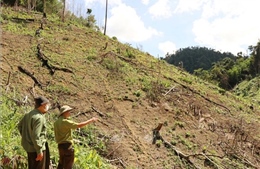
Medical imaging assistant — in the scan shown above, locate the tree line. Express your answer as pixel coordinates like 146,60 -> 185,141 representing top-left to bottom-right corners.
2,0 -> 61,13
164,41 -> 260,90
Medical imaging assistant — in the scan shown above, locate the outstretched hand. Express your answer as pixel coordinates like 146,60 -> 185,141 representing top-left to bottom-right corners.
91,117 -> 99,122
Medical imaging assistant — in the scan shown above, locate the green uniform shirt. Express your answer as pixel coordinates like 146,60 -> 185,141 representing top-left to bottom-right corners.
54,116 -> 78,144
18,109 -> 47,154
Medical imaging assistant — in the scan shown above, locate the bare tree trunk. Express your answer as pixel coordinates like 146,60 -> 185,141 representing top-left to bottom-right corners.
104,0 -> 108,35
62,0 -> 66,22
32,0 -> 36,11
43,0 -> 46,13
27,0 -> 31,12
14,0 -> 18,10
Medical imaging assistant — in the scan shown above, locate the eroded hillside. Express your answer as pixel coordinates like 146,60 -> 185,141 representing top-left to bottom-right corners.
1,7 -> 260,168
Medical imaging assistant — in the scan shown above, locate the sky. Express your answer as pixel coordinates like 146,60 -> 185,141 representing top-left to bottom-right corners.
66,0 -> 260,58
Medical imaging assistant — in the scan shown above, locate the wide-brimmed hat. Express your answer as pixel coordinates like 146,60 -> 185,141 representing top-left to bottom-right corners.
35,96 -> 49,108
58,105 -> 74,116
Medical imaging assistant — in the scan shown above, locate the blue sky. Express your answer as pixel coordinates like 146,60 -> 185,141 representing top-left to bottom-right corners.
66,0 -> 260,58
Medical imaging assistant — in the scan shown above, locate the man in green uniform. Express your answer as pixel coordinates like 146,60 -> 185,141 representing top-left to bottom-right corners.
18,96 -> 51,169
54,105 -> 98,169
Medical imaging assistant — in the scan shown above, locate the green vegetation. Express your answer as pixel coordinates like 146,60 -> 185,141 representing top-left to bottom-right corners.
0,94 -> 110,168
1,3 -> 260,169
164,46 -> 235,73
164,43 -> 260,97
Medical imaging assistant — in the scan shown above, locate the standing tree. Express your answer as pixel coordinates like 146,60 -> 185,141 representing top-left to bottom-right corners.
86,8 -> 97,29
27,0 -> 31,11
104,0 -> 108,35
62,0 -> 66,22
43,0 -> 46,13
249,41 -> 260,74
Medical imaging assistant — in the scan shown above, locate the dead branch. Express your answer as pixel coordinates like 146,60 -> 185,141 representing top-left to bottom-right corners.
163,85 -> 177,96
107,158 -> 127,169
11,17 -> 35,23
37,44 -> 55,74
5,71 -> 11,93
106,144 -> 121,158
18,66 -> 43,88
226,153 -> 258,168
91,106 -> 106,117
164,75 -> 231,113
97,120 -> 109,127
99,51 -> 137,65
27,87 -> 36,98
36,44 -> 73,75
152,123 -> 226,169
117,158 -> 127,169
52,67 -> 73,73
6,72 -> 11,85
2,56 -> 13,70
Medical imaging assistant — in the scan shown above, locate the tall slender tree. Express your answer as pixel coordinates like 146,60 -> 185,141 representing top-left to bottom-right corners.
27,0 -> 31,11
249,41 -> 260,74
62,0 -> 66,22
104,0 -> 108,35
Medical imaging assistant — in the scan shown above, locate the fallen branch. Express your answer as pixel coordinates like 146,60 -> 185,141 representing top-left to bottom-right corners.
152,123 -> 225,169
6,72 -> 11,86
91,106 -> 106,117
107,158 -> 127,169
36,44 -> 73,75
11,17 -> 35,23
117,158 -> 127,169
37,44 -> 55,74
27,87 -> 36,98
227,153 -> 258,169
106,144 -> 121,158
2,56 -> 13,70
18,66 -> 43,88
164,141 -> 201,169
99,51 -> 137,65
5,72 -> 11,93
163,85 -> 177,96
164,76 -> 231,113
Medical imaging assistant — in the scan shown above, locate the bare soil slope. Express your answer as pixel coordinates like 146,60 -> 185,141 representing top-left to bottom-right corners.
1,8 -> 260,169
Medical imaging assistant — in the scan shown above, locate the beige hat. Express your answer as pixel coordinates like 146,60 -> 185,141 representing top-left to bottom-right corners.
59,105 -> 74,116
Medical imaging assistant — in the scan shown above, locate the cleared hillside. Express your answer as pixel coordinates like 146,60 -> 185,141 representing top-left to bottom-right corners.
1,7 -> 260,169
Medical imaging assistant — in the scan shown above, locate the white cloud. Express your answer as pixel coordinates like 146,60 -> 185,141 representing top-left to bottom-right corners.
149,0 -> 173,18
191,0 -> 260,54
174,0 -> 207,13
158,41 -> 177,55
142,0 -> 150,5
107,4 -> 162,42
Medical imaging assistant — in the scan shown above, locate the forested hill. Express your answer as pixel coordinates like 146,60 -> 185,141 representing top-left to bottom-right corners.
163,46 -> 235,73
